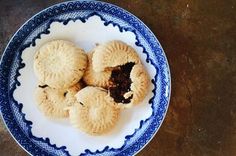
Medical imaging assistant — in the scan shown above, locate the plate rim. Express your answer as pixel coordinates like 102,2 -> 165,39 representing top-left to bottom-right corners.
0,0 -> 171,155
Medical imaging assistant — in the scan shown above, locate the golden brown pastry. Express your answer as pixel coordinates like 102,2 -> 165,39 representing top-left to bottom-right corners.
34,40 -> 87,89
68,86 -> 120,135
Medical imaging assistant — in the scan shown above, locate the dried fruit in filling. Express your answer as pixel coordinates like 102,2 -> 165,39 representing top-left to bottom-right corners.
108,62 -> 135,104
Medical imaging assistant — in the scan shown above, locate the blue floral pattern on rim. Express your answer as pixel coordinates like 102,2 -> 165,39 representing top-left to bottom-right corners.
0,1 -> 171,156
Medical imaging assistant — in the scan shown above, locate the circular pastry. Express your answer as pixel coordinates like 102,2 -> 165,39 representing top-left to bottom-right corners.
92,40 -> 140,72
68,86 -> 120,135
83,52 -> 111,88
35,82 -> 83,118
108,63 -> 150,109
34,40 -> 87,89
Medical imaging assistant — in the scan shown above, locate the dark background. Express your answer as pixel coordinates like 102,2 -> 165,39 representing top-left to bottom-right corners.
0,0 -> 235,155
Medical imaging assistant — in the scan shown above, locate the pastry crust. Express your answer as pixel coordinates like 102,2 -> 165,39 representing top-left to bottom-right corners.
127,64 -> 150,106
83,52 -> 111,88
68,86 -> 120,135
35,82 -> 82,118
34,40 -> 87,89
92,40 -> 140,72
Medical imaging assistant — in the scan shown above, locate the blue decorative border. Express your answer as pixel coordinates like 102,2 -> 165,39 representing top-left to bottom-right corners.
0,1 -> 171,156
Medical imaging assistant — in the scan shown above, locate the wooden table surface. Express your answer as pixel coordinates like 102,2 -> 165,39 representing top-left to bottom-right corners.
0,0 -> 235,155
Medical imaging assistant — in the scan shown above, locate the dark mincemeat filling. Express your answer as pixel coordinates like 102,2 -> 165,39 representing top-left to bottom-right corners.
38,84 -> 48,88
38,84 -> 69,97
108,62 -> 135,104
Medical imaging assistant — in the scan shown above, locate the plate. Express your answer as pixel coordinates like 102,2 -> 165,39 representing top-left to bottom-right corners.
0,1 -> 171,155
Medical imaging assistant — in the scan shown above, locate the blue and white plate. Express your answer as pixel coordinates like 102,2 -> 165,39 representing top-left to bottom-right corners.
0,1 -> 171,155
